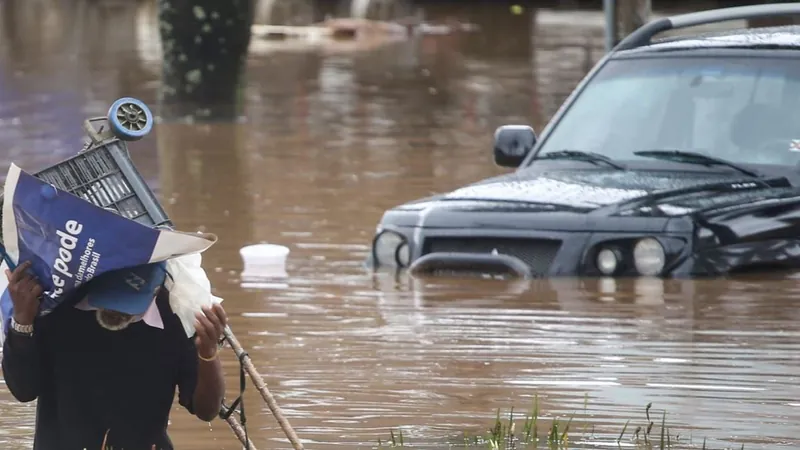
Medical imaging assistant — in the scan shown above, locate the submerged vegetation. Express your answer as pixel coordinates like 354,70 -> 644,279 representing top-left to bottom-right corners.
378,398 -> 744,449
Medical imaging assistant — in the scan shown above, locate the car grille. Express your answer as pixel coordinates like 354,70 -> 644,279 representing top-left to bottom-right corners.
424,237 -> 561,277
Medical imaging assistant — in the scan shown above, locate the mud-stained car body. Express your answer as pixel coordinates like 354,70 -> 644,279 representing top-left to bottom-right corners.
367,4 -> 800,279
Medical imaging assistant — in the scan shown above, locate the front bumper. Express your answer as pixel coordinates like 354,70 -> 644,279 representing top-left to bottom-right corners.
368,226 -> 693,278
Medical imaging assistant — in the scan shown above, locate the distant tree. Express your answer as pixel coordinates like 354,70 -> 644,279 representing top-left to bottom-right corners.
157,0 -> 254,121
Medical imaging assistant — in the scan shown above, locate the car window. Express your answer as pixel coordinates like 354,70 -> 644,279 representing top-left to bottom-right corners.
534,54 -> 800,166
562,75 -> 668,153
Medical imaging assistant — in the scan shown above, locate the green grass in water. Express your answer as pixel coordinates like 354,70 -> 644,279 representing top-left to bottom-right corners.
377,399 -> 745,449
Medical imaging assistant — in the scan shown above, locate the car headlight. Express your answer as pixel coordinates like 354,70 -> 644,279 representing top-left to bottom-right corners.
596,248 -> 621,275
633,238 -> 665,276
372,230 -> 409,268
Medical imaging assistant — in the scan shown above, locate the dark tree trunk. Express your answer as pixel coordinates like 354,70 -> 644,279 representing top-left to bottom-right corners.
157,0 -> 254,121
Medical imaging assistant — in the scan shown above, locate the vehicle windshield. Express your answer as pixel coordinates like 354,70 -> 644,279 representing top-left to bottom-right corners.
533,54 -> 800,168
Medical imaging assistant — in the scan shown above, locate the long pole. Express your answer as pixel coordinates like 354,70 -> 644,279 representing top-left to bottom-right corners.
223,327 -> 305,450
221,407 -> 258,450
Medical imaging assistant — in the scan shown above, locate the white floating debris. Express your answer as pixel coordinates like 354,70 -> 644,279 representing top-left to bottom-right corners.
240,244 -> 290,281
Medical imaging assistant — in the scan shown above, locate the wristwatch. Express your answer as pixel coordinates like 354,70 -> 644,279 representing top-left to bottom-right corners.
10,317 -> 33,336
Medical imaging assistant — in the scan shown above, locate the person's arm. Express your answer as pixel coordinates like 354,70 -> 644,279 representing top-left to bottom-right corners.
1,322 -> 43,402
192,343 -> 225,422
1,263 -> 46,403
178,303 -> 227,422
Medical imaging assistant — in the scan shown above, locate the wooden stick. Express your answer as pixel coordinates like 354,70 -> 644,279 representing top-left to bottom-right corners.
223,326 -> 305,450
221,408 -> 258,450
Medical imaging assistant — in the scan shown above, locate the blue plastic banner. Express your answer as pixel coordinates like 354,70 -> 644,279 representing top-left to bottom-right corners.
0,164 -> 217,340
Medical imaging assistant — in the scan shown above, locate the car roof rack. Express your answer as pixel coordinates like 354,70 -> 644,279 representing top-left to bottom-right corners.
614,2 -> 800,52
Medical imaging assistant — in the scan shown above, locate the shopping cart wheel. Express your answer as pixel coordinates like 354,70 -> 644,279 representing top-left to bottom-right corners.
107,97 -> 154,142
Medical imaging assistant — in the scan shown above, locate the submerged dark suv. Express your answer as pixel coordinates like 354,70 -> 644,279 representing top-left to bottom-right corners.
368,4 -> 800,279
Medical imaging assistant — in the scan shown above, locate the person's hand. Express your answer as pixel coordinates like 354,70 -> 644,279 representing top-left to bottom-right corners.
195,303 -> 227,360
5,261 -> 42,326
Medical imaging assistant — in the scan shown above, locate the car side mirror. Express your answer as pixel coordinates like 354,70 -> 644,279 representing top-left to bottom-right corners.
493,125 -> 537,168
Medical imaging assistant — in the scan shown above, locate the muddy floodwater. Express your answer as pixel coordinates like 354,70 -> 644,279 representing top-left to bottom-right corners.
1,1 -> 800,449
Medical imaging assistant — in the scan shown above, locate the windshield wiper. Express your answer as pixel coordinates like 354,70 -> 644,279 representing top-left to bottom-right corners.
633,149 -> 761,178
536,150 -> 626,170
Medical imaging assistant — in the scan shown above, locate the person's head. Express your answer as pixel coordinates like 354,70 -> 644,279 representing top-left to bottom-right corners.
89,262 -> 167,331
95,309 -> 138,330
89,209 -> 172,330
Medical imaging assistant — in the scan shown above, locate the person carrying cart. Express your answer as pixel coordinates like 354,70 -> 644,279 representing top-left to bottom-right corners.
2,260 -> 229,450
0,97 -> 230,450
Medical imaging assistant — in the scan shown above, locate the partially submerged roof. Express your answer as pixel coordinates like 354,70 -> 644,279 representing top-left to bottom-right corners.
634,25 -> 800,53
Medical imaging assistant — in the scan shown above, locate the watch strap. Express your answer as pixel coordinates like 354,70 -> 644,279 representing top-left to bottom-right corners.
10,317 -> 34,336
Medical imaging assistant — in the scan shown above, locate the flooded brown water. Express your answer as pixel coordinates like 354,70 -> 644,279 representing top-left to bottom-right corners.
1,0 -> 800,449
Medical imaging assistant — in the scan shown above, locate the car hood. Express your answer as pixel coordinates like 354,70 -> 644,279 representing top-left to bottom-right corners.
397,168 -> 798,217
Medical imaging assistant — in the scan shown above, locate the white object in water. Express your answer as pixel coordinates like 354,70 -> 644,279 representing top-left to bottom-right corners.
240,244 -> 290,280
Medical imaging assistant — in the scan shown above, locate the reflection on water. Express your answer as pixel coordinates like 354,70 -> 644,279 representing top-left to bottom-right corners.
1,0 -> 799,449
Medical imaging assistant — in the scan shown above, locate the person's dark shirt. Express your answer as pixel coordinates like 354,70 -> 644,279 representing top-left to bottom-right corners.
1,290 -> 199,450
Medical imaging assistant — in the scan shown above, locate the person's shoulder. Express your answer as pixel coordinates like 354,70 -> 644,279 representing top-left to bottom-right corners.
154,289 -> 193,339
38,295 -> 86,325
154,290 -> 178,325
154,288 -> 175,314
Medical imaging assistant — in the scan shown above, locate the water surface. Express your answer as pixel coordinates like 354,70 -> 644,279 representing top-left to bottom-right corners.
0,1 -> 799,449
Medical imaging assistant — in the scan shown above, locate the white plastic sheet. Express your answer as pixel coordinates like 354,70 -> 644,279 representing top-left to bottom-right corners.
164,252 -> 224,338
